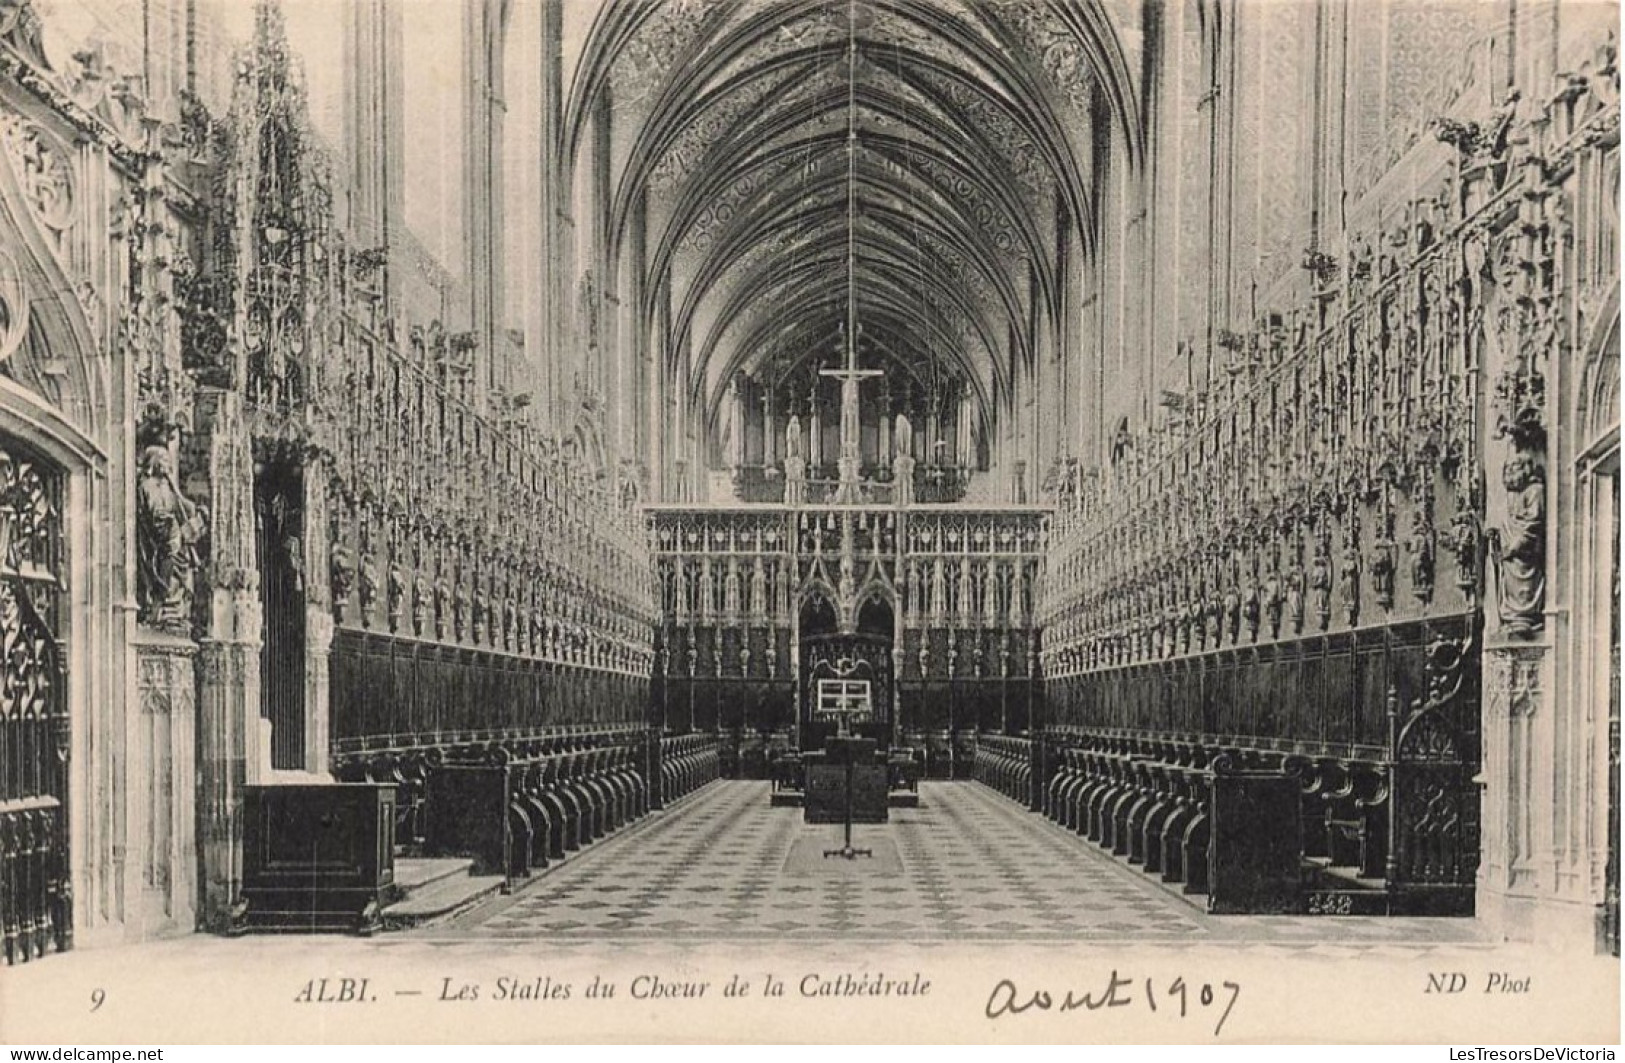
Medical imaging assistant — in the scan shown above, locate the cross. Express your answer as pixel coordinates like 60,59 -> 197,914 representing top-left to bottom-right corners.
820,329 -> 882,500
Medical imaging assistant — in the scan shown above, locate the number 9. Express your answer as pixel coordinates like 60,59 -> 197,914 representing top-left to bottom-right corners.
90,989 -> 105,1012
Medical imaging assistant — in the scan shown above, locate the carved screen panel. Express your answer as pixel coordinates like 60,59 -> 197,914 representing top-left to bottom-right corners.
0,433 -> 68,964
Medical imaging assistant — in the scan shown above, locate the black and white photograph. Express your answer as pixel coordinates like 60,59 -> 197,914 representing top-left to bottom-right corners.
0,0 -> 1618,1047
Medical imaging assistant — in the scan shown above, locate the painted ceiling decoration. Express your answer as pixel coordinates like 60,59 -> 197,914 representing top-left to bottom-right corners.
569,0 -> 1142,444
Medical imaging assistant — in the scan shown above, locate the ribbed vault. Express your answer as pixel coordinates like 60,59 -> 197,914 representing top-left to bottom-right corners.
568,0 -> 1142,477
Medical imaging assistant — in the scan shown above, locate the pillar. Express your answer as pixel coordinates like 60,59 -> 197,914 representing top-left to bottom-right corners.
301,469 -> 334,775
131,632 -> 198,938
193,388 -> 264,931
535,0 -> 563,433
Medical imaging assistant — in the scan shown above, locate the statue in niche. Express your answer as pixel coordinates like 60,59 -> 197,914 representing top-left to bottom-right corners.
472,572 -> 489,645
1221,569 -> 1240,645
783,414 -> 806,506
331,542 -> 356,620
1181,582 -> 1199,654
453,569 -> 469,640
723,562 -> 741,616
1241,565 -> 1261,642
413,572 -> 431,636
1447,499 -> 1481,596
1261,563 -> 1282,640
358,556 -> 381,627
135,445 -> 207,633
504,586 -> 518,651
1370,525 -> 1396,611
386,559 -> 405,630
434,564 -> 451,639
1339,535 -> 1362,627
750,560 -> 767,620
895,412 -> 917,506
1407,507 -> 1436,605
1490,453 -> 1546,636
1309,533 -> 1333,630
1284,554 -> 1305,634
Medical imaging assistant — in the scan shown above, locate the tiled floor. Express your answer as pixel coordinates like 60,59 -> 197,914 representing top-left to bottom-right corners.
434,781 -> 1487,944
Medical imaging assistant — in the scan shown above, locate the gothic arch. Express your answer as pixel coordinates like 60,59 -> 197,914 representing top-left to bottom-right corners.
0,113 -> 110,441
1579,291 -> 1620,457
797,580 -> 839,634
853,579 -> 896,635
563,0 -> 1147,489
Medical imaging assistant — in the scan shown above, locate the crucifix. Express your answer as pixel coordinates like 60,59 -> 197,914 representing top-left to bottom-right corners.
821,338 -> 882,503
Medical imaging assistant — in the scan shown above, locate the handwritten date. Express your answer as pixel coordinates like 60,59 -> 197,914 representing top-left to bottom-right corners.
985,972 -> 1242,1036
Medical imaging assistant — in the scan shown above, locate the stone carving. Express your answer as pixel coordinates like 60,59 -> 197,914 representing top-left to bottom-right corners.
1371,520 -> 1397,611
330,543 -> 355,619
135,446 -> 207,633
0,248 -> 29,365
0,0 -> 49,69
783,414 -> 806,507
1490,454 -> 1546,637
1407,506 -> 1436,605
1297,530 -> 1328,632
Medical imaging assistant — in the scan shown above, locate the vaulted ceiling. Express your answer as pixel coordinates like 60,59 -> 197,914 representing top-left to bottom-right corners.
567,0 -> 1142,445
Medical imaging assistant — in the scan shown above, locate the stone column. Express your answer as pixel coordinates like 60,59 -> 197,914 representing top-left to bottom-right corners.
132,631 -> 197,938
957,383 -> 973,470
1479,642 -> 1553,937
808,392 -> 822,467
536,0 -> 564,433
1473,146 -> 1595,949
727,376 -> 743,471
763,387 -> 776,467
193,389 -> 263,931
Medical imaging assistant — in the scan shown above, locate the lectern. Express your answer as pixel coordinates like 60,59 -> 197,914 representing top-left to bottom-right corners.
820,736 -> 878,860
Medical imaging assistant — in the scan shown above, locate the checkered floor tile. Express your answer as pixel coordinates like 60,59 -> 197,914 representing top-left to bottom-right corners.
431,781 -> 1486,944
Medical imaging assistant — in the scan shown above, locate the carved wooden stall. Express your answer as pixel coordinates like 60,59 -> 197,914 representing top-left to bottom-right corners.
1032,101 -> 1567,916
170,5 -> 666,922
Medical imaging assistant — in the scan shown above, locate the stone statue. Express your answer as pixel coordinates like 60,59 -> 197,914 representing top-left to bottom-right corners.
1309,537 -> 1332,630
784,414 -> 806,506
750,560 -> 767,620
1285,559 -> 1305,634
1241,569 -> 1260,641
1222,580 -> 1240,644
1370,528 -> 1396,611
135,446 -> 206,633
413,573 -> 431,635
1491,454 -> 1546,636
331,543 -> 357,620
1407,507 -> 1436,605
1261,568 -> 1281,639
785,413 -> 803,460
894,451 -> 916,506
1339,538 -> 1361,626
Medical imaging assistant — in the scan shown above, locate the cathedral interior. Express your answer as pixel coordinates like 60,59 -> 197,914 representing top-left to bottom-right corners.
0,0 -> 1619,977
